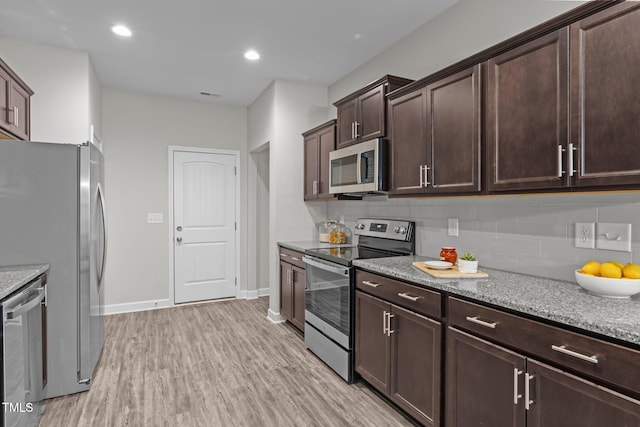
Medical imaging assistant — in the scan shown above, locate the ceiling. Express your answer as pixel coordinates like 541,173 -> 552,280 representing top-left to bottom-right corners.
0,0 -> 458,106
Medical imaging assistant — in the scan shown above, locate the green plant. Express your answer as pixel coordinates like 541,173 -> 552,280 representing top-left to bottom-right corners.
460,251 -> 476,261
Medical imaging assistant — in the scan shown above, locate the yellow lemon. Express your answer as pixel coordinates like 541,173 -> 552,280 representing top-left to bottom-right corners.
600,262 -> 622,279
608,261 -> 624,270
581,260 -> 601,276
622,263 -> 640,279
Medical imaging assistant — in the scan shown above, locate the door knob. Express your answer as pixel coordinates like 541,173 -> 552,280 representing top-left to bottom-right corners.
177,226 -> 182,231
176,237 -> 183,243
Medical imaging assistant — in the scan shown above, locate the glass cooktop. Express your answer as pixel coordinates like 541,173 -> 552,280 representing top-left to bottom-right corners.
305,246 -> 402,267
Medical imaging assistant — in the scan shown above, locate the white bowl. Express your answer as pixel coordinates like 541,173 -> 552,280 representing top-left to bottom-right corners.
574,270 -> 640,299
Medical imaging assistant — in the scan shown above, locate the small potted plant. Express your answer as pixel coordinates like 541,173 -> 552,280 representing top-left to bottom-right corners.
458,251 -> 478,274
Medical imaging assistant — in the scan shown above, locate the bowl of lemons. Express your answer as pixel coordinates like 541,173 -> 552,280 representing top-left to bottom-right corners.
576,261 -> 640,298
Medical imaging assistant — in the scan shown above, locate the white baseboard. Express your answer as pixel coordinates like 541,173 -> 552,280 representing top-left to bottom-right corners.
237,287 -> 270,300
267,308 -> 284,323
103,298 -> 171,315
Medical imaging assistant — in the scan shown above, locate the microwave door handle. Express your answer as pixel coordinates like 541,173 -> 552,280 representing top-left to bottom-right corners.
360,154 -> 368,184
356,153 -> 362,184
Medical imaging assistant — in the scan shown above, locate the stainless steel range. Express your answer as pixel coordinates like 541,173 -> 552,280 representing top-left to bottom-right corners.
303,218 -> 415,382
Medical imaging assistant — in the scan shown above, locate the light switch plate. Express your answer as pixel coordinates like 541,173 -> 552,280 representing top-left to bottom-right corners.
147,213 -> 164,224
596,223 -> 631,252
448,218 -> 459,237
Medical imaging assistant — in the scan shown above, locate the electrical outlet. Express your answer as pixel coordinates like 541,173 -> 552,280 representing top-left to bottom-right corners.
448,218 -> 459,237
575,222 -> 595,249
147,213 -> 163,224
596,223 -> 632,252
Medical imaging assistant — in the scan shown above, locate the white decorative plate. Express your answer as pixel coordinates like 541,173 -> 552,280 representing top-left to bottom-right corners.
424,261 -> 453,270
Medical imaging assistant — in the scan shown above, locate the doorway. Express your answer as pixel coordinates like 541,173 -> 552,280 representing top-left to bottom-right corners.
169,146 -> 240,304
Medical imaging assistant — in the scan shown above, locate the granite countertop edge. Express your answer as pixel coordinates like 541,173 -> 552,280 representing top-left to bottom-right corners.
278,241 -> 352,251
0,264 -> 50,301
353,256 -> 640,347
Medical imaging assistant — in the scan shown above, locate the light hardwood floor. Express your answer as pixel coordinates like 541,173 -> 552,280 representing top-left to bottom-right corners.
39,297 -> 414,426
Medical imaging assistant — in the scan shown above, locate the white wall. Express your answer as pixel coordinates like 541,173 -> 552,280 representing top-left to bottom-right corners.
102,89 -> 247,308
247,82 -> 275,152
0,38 -> 95,143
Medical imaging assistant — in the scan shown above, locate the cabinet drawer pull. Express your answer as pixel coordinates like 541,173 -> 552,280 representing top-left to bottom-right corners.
397,292 -> 421,301
551,345 -> 599,364
362,280 -> 380,288
291,257 -> 301,261
465,316 -> 497,329
279,253 -> 288,258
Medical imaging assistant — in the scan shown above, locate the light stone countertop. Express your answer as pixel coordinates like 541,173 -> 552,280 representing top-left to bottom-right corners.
278,241 -> 353,252
0,264 -> 49,301
353,256 -> 640,347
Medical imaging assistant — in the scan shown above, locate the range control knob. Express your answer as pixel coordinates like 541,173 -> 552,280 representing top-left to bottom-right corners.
355,223 -> 365,230
397,226 -> 407,234
394,226 -> 400,233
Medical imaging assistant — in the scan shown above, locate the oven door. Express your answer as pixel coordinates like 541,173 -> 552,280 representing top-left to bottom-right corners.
303,256 -> 352,349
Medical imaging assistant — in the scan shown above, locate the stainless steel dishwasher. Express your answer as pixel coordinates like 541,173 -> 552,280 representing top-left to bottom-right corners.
2,276 -> 46,427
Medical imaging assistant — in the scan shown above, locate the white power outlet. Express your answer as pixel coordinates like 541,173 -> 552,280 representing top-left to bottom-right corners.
448,218 -> 459,237
575,222 -> 595,249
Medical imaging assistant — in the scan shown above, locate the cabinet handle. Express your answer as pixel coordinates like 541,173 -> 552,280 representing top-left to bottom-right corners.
291,257 -> 301,261
423,165 -> 430,186
568,143 -> 577,177
351,122 -> 355,139
279,253 -> 289,258
419,165 -> 424,187
465,316 -> 497,329
14,106 -> 19,127
382,310 -> 388,335
557,145 -> 566,177
287,269 -> 292,285
387,312 -> 395,336
551,345 -> 599,364
354,121 -> 360,138
313,180 -> 318,195
525,373 -> 534,410
361,280 -> 380,288
397,292 -> 421,301
513,369 -> 523,404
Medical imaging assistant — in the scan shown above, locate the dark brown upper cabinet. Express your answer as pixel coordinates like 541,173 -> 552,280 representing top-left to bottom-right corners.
570,2 -> 640,188
389,65 -> 482,196
488,2 -> 640,193
303,120 -> 335,201
486,29 -> 570,192
334,75 -> 413,149
0,57 -> 33,141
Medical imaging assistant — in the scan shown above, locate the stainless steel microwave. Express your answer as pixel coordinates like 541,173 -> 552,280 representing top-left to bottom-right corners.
329,138 -> 388,195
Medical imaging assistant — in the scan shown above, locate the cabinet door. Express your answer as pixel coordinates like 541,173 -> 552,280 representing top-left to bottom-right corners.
355,291 -> 390,394
446,327 -> 526,427
427,65 -> 481,194
316,124 -> 335,199
291,265 -> 305,332
388,88 -> 428,195
487,29 -> 569,192
9,81 -> 30,140
570,2 -> 640,187
390,305 -> 441,427
336,98 -> 358,148
526,359 -> 640,427
0,66 -> 11,133
279,261 -> 292,321
358,85 -> 385,142
303,133 -> 319,200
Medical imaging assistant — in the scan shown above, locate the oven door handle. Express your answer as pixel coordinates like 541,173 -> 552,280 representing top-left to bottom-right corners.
302,256 -> 350,277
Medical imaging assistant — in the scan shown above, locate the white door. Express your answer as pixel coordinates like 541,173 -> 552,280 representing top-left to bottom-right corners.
173,150 -> 237,303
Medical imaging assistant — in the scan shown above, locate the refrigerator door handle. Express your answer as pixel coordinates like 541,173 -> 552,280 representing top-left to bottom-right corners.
97,183 -> 108,289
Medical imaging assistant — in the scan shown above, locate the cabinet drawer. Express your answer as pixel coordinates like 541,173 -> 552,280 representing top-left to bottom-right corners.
278,247 -> 305,269
356,270 -> 441,319
448,297 -> 640,396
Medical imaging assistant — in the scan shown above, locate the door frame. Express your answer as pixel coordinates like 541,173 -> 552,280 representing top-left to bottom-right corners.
168,145 -> 241,306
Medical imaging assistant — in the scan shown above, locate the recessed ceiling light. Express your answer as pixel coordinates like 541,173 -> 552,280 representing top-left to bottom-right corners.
111,24 -> 132,37
244,50 -> 260,61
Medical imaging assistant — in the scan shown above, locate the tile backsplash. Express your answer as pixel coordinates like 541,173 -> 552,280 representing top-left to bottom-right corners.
327,192 -> 640,282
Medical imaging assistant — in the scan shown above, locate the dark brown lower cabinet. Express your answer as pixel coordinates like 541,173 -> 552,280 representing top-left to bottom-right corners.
279,258 -> 305,333
356,290 -> 441,426
446,327 -> 640,427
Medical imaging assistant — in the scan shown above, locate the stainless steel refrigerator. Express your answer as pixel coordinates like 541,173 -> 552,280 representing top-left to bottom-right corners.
0,139 -> 106,399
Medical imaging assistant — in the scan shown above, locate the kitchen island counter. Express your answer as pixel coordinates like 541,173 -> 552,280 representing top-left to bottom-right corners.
0,264 -> 49,300
354,256 -> 640,346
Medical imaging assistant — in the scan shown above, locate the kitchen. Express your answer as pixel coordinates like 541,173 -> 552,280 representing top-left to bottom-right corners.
1,0 -> 640,426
